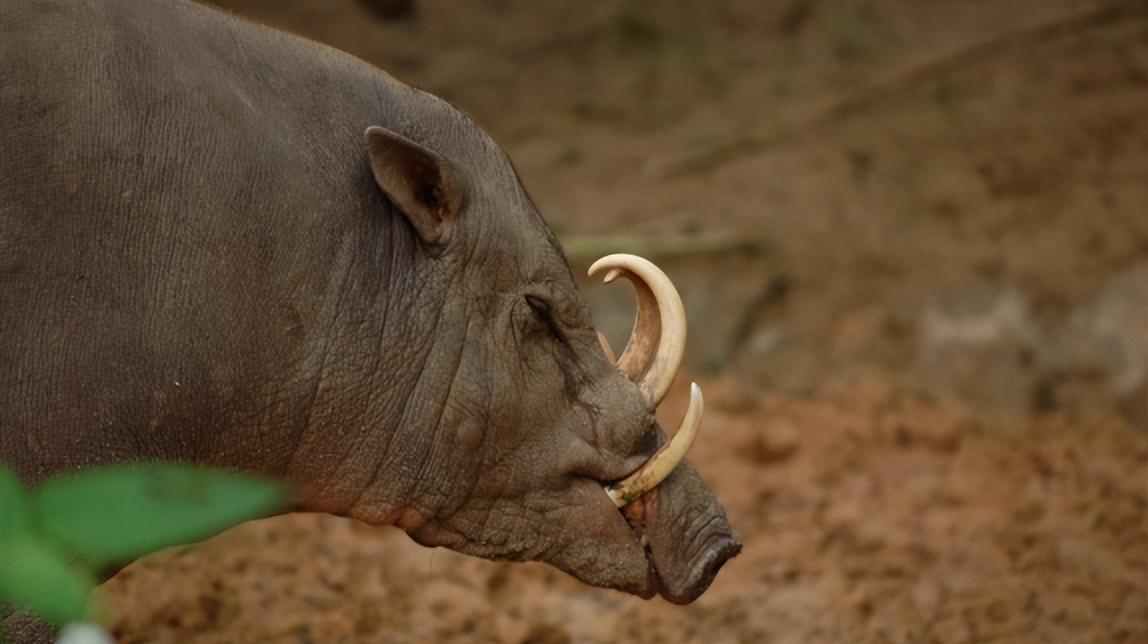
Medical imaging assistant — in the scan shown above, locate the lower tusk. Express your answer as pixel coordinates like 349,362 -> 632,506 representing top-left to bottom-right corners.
605,382 -> 703,508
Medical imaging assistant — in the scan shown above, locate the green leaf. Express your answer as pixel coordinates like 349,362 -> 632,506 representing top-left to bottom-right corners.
0,537 -> 92,625
0,463 -> 30,541
32,463 -> 286,566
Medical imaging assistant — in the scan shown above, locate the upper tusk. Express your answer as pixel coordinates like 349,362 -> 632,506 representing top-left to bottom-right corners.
588,254 -> 686,406
588,262 -> 658,382
596,330 -> 616,363
605,382 -> 703,507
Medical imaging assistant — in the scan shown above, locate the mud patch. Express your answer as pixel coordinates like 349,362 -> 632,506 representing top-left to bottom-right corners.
103,376 -> 1147,643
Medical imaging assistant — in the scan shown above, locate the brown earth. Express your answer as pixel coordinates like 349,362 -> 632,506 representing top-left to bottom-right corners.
99,0 -> 1148,642
103,376 -> 1148,643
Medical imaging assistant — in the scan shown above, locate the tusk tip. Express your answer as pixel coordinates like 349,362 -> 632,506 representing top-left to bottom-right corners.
586,256 -> 612,278
587,256 -> 629,285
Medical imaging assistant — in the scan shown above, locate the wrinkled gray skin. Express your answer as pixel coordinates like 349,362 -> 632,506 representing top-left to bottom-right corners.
0,0 -> 739,638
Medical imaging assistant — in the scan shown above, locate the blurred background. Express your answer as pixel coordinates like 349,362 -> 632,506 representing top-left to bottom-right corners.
104,1 -> 1146,642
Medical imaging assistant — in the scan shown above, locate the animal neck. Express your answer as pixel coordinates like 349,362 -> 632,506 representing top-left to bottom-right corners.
278,225 -> 466,528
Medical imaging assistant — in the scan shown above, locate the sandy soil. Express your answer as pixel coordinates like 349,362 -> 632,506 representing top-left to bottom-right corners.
103,377 -> 1147,643
93,0 -> 1148,642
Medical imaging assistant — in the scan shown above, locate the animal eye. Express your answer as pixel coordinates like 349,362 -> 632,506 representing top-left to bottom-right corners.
525,295 -> 563,342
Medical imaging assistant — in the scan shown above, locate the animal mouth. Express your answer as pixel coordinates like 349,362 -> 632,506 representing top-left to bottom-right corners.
620,484 -> 742,604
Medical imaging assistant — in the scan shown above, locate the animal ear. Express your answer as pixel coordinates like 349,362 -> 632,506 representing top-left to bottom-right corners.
365,126 -> 463,246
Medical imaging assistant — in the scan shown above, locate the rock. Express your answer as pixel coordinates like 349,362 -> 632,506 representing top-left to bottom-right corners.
56,623 -> 114,644
917,281 -> 1046,414
1053,262 -> 1148,426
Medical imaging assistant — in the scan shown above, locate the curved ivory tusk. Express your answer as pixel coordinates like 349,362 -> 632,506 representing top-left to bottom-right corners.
590,265 -> 657,382
605,382 -> 703,507
588,254 -> 686,405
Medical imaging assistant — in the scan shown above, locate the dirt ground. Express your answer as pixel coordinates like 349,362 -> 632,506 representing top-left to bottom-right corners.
103,376 -> 1148,643
99,0 -> 1147,642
